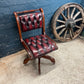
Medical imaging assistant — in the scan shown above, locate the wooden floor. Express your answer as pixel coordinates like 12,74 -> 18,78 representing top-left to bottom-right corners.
0,38 -> 84,84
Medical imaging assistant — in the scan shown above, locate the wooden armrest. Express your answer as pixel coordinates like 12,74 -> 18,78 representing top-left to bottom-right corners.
20,39 -> 33,59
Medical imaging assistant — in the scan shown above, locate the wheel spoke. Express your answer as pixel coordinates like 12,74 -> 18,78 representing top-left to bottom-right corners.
71,28 -> 74,37
56,25 -> 65,30
57,19 -> 65,24
69,28 -> 74,39
59,28 -> 66,35
61,13 -> 67,21
69,30 -> 73,39
75,25 -> 81,29
75,29 -> 81,34
73,11 -> 81,19
67,8 -> 70,19
64,30 -> 67,38
71,7 -> 76,18
74,18 -> 82,23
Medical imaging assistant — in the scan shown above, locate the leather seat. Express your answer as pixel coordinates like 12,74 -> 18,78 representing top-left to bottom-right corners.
24,35 -> 57,58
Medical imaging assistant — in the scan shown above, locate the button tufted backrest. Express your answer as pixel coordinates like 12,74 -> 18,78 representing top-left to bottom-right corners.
19,12 -> 43,32
14,8 -> 45,40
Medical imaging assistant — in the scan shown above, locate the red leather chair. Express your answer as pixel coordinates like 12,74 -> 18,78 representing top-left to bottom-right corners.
14,8 -> 58,74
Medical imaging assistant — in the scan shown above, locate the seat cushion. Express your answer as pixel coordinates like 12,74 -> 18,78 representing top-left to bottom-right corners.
24,35 -> 57,58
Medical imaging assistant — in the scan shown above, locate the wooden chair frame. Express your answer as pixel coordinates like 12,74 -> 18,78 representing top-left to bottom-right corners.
14,8 -> 58,74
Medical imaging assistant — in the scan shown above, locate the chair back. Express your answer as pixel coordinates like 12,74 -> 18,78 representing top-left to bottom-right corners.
14,8 -> 45,40
19,12 -> 43,32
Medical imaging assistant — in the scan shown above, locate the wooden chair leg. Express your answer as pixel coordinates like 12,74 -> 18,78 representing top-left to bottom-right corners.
38,57 -> 41,74
42,55 -> 55,64
23,57 -> 31,64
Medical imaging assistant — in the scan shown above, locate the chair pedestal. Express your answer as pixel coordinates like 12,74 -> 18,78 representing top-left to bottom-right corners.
23,55 -> 55,74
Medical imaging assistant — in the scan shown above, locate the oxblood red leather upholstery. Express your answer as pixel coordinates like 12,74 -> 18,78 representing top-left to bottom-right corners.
24,35 -> 57,58
19,13 -> 42,32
